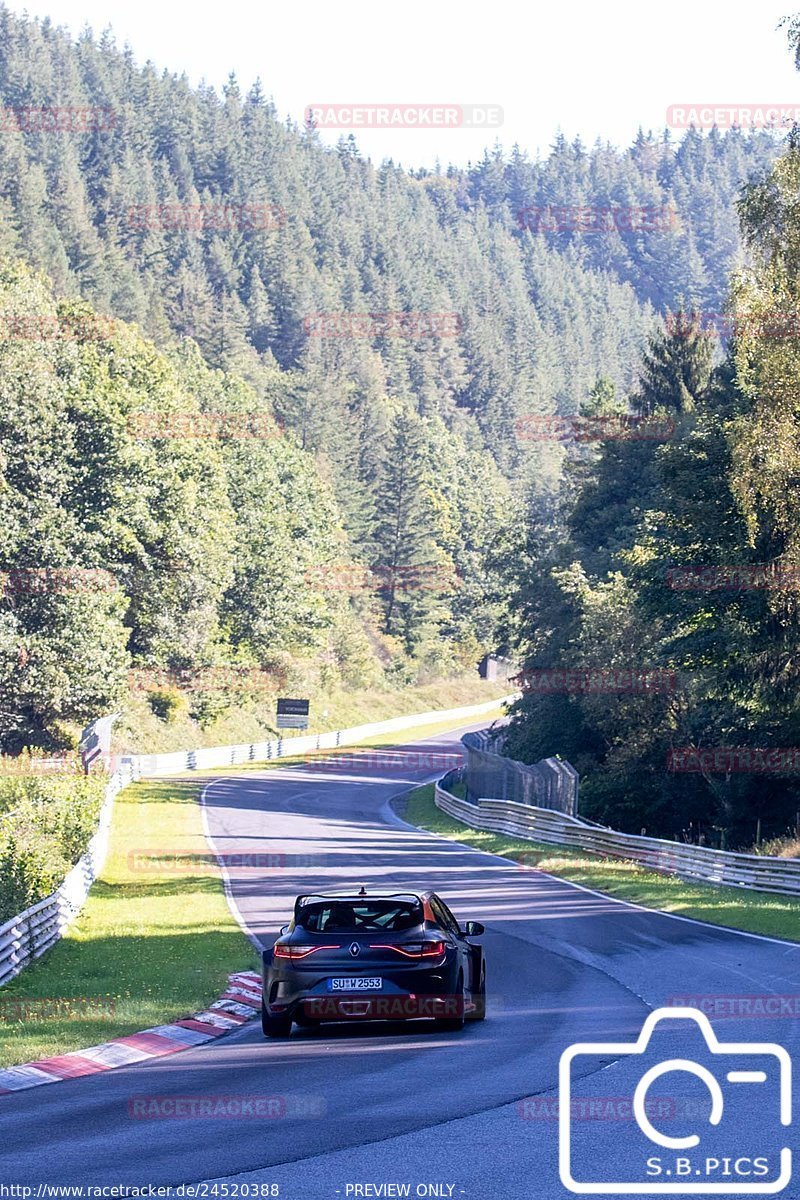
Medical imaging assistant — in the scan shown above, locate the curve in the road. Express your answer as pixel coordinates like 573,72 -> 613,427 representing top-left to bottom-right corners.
2,722 -> 797,1200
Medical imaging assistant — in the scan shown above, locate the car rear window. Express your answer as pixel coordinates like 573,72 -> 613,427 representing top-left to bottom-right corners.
296,899 -> 422,933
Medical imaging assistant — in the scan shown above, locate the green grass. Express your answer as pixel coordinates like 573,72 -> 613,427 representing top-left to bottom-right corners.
403,784 -> 800,943
117,676 -> 513,755
0,704 -> 509,1067
162,699 -> 512,780
0,777 -> 258,1067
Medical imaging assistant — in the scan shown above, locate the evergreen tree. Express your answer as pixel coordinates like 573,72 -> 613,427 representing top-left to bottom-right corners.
373,410 -> 439,647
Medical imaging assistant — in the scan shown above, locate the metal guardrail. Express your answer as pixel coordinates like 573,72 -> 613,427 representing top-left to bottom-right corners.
0,694 -> 515,986
126,695 -> 515,779
0,764 -> 133,988
434,778 -> 800,897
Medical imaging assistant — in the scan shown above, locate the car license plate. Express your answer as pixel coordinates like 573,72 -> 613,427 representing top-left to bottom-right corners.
328,977 -> 383,991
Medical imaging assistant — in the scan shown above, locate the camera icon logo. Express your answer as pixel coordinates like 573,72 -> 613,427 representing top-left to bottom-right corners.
559,1007 -> 792,1194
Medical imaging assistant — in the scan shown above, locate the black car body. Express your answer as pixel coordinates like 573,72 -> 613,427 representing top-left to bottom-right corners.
261,890 -> 486,1037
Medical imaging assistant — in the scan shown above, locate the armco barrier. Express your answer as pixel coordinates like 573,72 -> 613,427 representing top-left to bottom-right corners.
0,694 -> 514,986
127,695 -> 515,778
0,762 -> 134,987
434,779 -> 800,898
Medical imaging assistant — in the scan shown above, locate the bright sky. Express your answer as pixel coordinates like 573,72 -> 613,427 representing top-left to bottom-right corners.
8,0 -> 800,167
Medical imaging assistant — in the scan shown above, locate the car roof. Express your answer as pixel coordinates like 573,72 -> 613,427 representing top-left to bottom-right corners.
295,891 -> 430,905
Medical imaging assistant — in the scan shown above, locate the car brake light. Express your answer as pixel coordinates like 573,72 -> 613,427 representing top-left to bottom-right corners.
273,944 -> 341,960
373,941 -> 446,959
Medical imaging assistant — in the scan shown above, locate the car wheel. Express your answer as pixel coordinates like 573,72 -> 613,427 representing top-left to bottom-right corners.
436,972 -> 465,1032
467,963 -> 486,1021
261,999 -> 292,1038
293,1014 -> 318,1029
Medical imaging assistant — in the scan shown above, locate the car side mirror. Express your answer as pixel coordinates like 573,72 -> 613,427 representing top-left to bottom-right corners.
463,921 -> 484,937
279,924 -> 289,936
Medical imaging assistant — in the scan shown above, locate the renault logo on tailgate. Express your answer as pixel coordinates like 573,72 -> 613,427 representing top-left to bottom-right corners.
349,942 -> 360,957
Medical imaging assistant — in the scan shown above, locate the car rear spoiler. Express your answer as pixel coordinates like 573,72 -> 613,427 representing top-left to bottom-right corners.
293,893 -> 423,921
293,894 -> 324,920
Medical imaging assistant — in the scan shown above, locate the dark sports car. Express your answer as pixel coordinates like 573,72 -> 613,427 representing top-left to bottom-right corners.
261,888 -> 486,1037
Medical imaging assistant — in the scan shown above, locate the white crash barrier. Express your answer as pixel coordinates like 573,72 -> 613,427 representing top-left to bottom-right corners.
0,694 -> 514,986
434,779 -> 800,898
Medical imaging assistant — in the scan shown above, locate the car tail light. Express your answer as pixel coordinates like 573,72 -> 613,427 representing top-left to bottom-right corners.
373,941 -> 446,959
273,943 -> 340,960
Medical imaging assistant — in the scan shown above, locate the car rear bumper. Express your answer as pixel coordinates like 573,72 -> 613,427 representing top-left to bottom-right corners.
297,993 -> 466,1021
263,955 -> 463,1022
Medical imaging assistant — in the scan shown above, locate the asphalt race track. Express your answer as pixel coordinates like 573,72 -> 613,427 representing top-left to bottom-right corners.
0,720 -> 798,1198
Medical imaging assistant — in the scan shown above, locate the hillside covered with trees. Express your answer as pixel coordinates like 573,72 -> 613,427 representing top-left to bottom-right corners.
0,5 -> 790,781
504,117 -> 800,849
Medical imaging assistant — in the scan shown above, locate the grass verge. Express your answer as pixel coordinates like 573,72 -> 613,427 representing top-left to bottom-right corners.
0,705 -> 508,1067
403,784 -> 800,943
0,777 -> 258,1068
117,676 -> 512,754
184,698 -> 511,777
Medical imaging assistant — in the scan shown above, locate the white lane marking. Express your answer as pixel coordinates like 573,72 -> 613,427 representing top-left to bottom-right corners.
199,764 -> 456,949
198,722 -> 503,951
200,780 -> 264,951
387,791 -> 800,951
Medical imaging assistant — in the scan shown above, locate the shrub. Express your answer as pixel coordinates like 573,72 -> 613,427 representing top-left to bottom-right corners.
147,687 -> 188,723
0,830 -> 71,924
756,834 -> 800,859
0,774 -> 107,924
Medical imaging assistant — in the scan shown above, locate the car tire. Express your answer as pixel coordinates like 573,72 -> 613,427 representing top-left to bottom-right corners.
436,972 -> 465,1032
261,1000 -> 292,1038
467,963 -> 486,1021
293,1014 -> 318,1029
